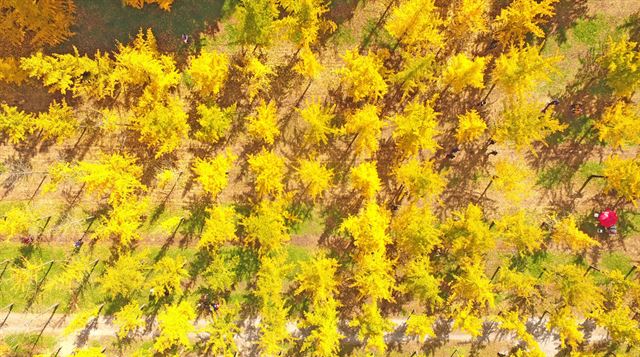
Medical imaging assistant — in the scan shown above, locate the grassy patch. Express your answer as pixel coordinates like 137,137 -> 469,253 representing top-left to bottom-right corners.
600,251 -> 633,273
577,161 -> 605,181
3,333 -> 57,356
573,16 -> 609,46
537,163 -> 573,189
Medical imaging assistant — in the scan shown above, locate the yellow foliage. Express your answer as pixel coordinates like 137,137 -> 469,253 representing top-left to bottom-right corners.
595,101 -> 640,148
337,50 -> 388,102
391,204 -> 442,256
297,158 -> 333,200
349,161 -> 381,200
0,206 -> 36,240
393,52 -> 436,98
192,150 -> 236,198
0,57 -> 28,84
597,35 -> 640,97
36,100 -> 78,143
200,303 -> 240,356
72,347 -> 106,357
603,156 -> 640,205
295,255 -> 342,356
456,109 -> 486,144
99,253 -> 145,299
244,56 -> 274,100
153,302 -> 196,353
123,0 -> 175,11
343,104 -> 384,157
451,261 -> 495,308
298,100 -> 335,146
442,53 -> 487,93
349,301 -> 392,354
133,96 -> 189,158
391,100 -> 440,156
452,304 -> 483,336
20,49 -> 98,95
395,158 -> 445,201
403,255 -> 443,306
552,215 -> 600,251
254,251 -> 291,355
187,50 -> 230,98
114,303 -> 144,340
547,307 -> 584,349
495,210 -> 544,254
294,45 -> 323,79
199,205 -> 237,251
0,0 -> 76,47
443,204 -> 494,259
385,0 -> 443,53
147,255 -> 189,300
242,199 -> 290,254
447,0 -> 489,38
494,311 -> 543,355
341,202 -> 391,260
406,314 -> 435,340
195,103 -> 235,144
492,45 -> 561,97
0,104 -> 35,144
493,158 -> 535,203
155,169 -> 176,189
93,198 -> 148,248
494,0 -> 558,46
248,149 -> 286,197
64,306 -> 100,336
494,100 -> 566,151
247,100 -> 280,145
111,29 -> 180,104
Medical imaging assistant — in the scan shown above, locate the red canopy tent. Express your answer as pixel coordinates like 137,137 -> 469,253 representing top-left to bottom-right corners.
598,210 -> 618,228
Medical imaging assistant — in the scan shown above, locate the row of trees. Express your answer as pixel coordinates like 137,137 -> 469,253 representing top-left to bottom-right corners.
0,0 -> 639,355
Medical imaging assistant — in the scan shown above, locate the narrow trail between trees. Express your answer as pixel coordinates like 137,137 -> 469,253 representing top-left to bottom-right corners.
0,313 -> 607,356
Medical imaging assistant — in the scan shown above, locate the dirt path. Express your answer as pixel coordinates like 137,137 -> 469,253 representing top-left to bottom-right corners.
0,313 -> 608,356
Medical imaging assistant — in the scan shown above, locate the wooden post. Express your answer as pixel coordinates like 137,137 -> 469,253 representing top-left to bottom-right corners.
625,266 -> 637,280
490,266 -> 501,282
30,303 -> 59,353
477,178 -> 494,203
0,259 -> 10,281
80,216 -> 97,241
36,216 -> 52,240
28,174 -> 48,204
25,261 -> 55,312
0,303 -> 14,328
576,175 -> 606,196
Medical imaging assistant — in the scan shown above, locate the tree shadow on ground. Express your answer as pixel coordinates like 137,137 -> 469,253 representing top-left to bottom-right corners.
547,0 -> 590,44
55,0 -> 228,56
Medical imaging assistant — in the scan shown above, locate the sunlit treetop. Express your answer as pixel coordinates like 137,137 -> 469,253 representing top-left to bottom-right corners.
186,49 -> 230,98
492,45 -> 561,97
343,104 -> 384,157
493,0 -> 558,47
603,155 -> 640,205
391,99 -> 440,156
598,35 -> 640,97
441,53 -> 487,93
385,0 -> 444,53
337,50 -> 388,102
494,100 -> 566,152
349,161 -> 382,201
551,215 -> 600,252
298,100 -> 336,146
394,158 -> 446,202
446,0 -> 489,39
456,109 -> 487,144
595,101 -> 640,148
